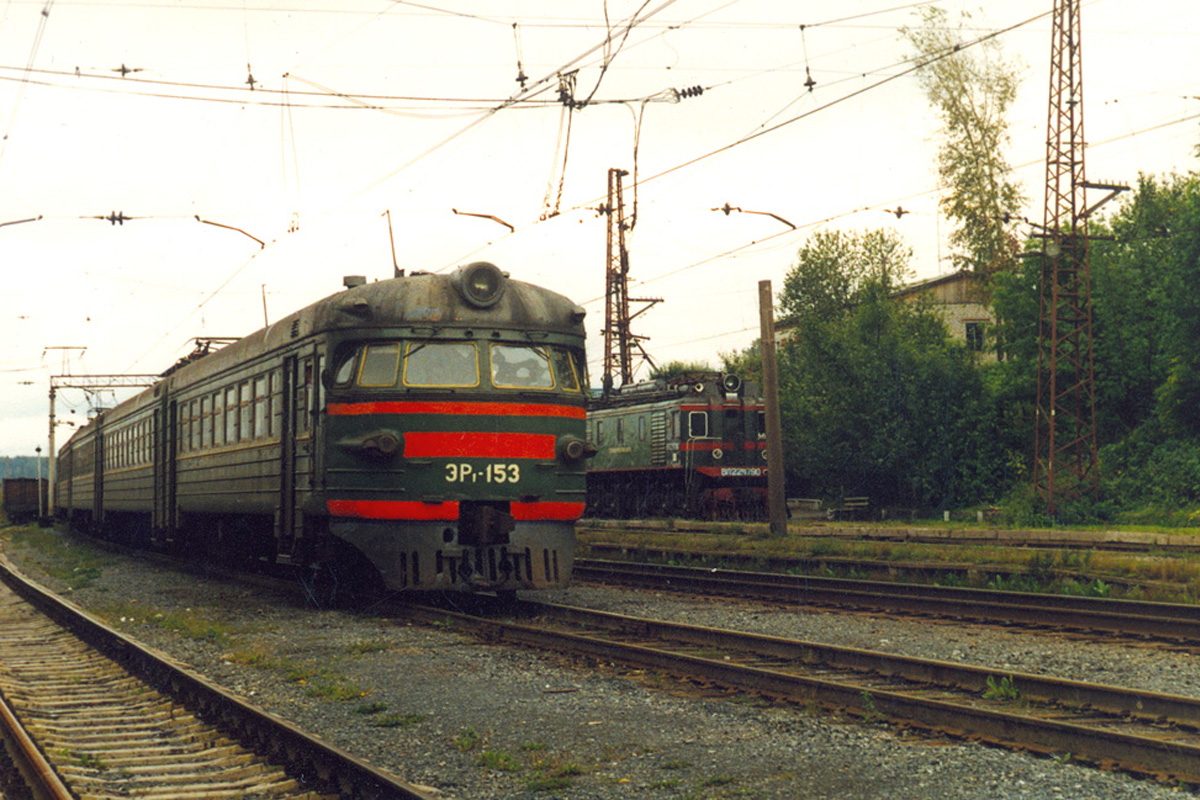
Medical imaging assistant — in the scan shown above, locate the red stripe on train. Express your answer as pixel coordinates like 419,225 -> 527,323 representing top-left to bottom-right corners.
403,431 -> 556,459
327,500 -> 459,520
512,501 -> 586,521
327,499 -> 584,522
328,401 -> 584,419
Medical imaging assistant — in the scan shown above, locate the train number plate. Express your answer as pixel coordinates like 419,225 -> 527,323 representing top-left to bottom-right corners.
720,467 -> 763,477
445,463 -> 521,484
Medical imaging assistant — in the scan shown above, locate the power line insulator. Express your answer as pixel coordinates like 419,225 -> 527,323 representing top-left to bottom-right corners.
674,85 -> 704,100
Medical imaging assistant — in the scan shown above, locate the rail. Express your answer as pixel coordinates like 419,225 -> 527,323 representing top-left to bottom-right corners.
399,598 -> 1200,784
0,555 -> 436,800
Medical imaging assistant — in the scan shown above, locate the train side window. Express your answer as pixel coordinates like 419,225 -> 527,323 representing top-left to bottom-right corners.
212,392 -> 224,447
201,396 -> 212,449
596,421 -> 605,445
638,416 -> 647,441
688,411 -> 708,439
240,382 -> 254,441
254,376 -> 269,438
358,343 -> 401,387
225,387 -> 238,445
672,411 -> 680,439
550,347 -> 579,392
757,411 -> 766,438
404,342 -> 479,387
191,400 -> 202,452
269,372 -> 279,437
616,419 -> 624,444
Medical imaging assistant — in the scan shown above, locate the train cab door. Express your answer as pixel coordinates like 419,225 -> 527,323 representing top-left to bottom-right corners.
277,354 -> 298,561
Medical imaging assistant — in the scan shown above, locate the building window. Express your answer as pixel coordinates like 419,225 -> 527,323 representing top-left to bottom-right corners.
965,321 -> 986,352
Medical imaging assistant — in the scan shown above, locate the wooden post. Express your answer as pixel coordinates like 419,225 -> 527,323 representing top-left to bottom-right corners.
758,281 -> 787,536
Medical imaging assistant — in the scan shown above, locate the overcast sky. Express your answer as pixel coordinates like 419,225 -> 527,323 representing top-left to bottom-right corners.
2,0 -> 1198,456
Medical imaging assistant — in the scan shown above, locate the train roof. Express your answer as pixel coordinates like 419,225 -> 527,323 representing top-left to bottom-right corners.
60,264 -> 586,448
169,263 -> 586,385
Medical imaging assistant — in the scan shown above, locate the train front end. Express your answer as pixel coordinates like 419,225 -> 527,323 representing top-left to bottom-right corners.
319,263 -> 590,593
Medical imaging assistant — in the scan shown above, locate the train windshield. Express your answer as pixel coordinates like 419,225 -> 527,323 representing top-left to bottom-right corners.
404,342 -> 480,387
490,344 -> 553,389
333,340 -> 583,393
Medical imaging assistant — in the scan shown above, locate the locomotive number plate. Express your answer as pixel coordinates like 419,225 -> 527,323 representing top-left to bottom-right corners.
445,462 -> 521,484
720,467 -> 763,477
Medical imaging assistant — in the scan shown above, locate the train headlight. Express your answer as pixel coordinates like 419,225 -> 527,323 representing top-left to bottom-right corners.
453,261 -> 507,308
721,374 -> 742,394
341,430 -> 405,461
557,435 -> 597,463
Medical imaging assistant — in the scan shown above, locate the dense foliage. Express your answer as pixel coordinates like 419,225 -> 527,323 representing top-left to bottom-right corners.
733,171 -> 1200,519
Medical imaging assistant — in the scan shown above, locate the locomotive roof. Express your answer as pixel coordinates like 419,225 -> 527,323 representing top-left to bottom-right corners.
168,266 -> 586,387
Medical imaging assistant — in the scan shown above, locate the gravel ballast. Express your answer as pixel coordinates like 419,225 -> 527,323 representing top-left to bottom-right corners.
0,529 -> 1192,800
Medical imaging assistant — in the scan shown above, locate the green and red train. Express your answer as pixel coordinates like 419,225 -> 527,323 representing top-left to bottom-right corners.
585,374 -> 768,519
54,263 -> 590,597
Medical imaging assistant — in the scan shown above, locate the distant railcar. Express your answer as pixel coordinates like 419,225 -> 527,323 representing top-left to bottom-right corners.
2,478 -> 48,524
586,375 -> 767,519
55,263 -> 590,597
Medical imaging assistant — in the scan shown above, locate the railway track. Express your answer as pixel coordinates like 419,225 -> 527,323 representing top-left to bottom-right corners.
575,558 -> 1200,647
584,541 -> 1190,598
400,598 -> 1200,784
0,557 -> 434,800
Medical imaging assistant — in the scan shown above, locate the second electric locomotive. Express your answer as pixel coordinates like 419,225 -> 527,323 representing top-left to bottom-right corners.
586,373 -> 768,519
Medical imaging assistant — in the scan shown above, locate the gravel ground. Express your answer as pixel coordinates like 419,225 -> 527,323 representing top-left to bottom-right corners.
1,528 -> 1194,800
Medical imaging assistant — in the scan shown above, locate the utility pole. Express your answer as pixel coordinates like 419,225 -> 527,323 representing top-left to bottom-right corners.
599,167 -> 660,390
1033,0 -> 1125,517
758,281 -> 787,536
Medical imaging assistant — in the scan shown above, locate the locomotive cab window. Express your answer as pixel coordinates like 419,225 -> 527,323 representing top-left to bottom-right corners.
490,344 -> 553,389
550,348 -> 580,392
333,350 -> 358,385
358,343 -> 401,387
404,342 -> 479,387
688,411 -> 709,439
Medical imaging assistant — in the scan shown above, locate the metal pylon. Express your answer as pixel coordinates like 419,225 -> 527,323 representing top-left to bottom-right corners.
600,167 -> 659,390
1034,0 -> 1104,515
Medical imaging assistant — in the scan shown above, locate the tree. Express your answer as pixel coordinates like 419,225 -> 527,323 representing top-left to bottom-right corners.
777,229 -> 912,324
648,360 -> 713,382
902,6 -> 1024,275
778,277 -> 1001,508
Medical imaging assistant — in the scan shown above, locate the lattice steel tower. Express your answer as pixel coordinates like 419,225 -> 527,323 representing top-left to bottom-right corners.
1034,0 -> 1122,515
600,167 -> 659,390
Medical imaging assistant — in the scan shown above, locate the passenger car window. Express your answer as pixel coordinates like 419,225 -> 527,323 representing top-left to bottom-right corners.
404,342 -> 479,387
490,344 -> 553,389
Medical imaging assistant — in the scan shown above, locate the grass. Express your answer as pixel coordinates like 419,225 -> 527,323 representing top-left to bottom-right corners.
578,524 -> 1200,605
4,527 -> 114,590
453,727 -> 482,752
344,638 -> 391,655
370,713 -> 424,728
983,675 -> 1020,702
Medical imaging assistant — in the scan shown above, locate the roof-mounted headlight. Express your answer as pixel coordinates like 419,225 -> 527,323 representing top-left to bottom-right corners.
453,262 -> 507,308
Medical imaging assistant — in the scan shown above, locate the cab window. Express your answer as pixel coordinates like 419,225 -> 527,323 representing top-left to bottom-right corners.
404,342 -> 479,387
490,344 -> 553,389
358,343 -> 401,387
550,347 -> 579,392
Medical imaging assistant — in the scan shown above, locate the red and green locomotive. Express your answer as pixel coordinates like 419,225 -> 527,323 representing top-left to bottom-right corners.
585,374 -> 768,519
55,263 -> 590,596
